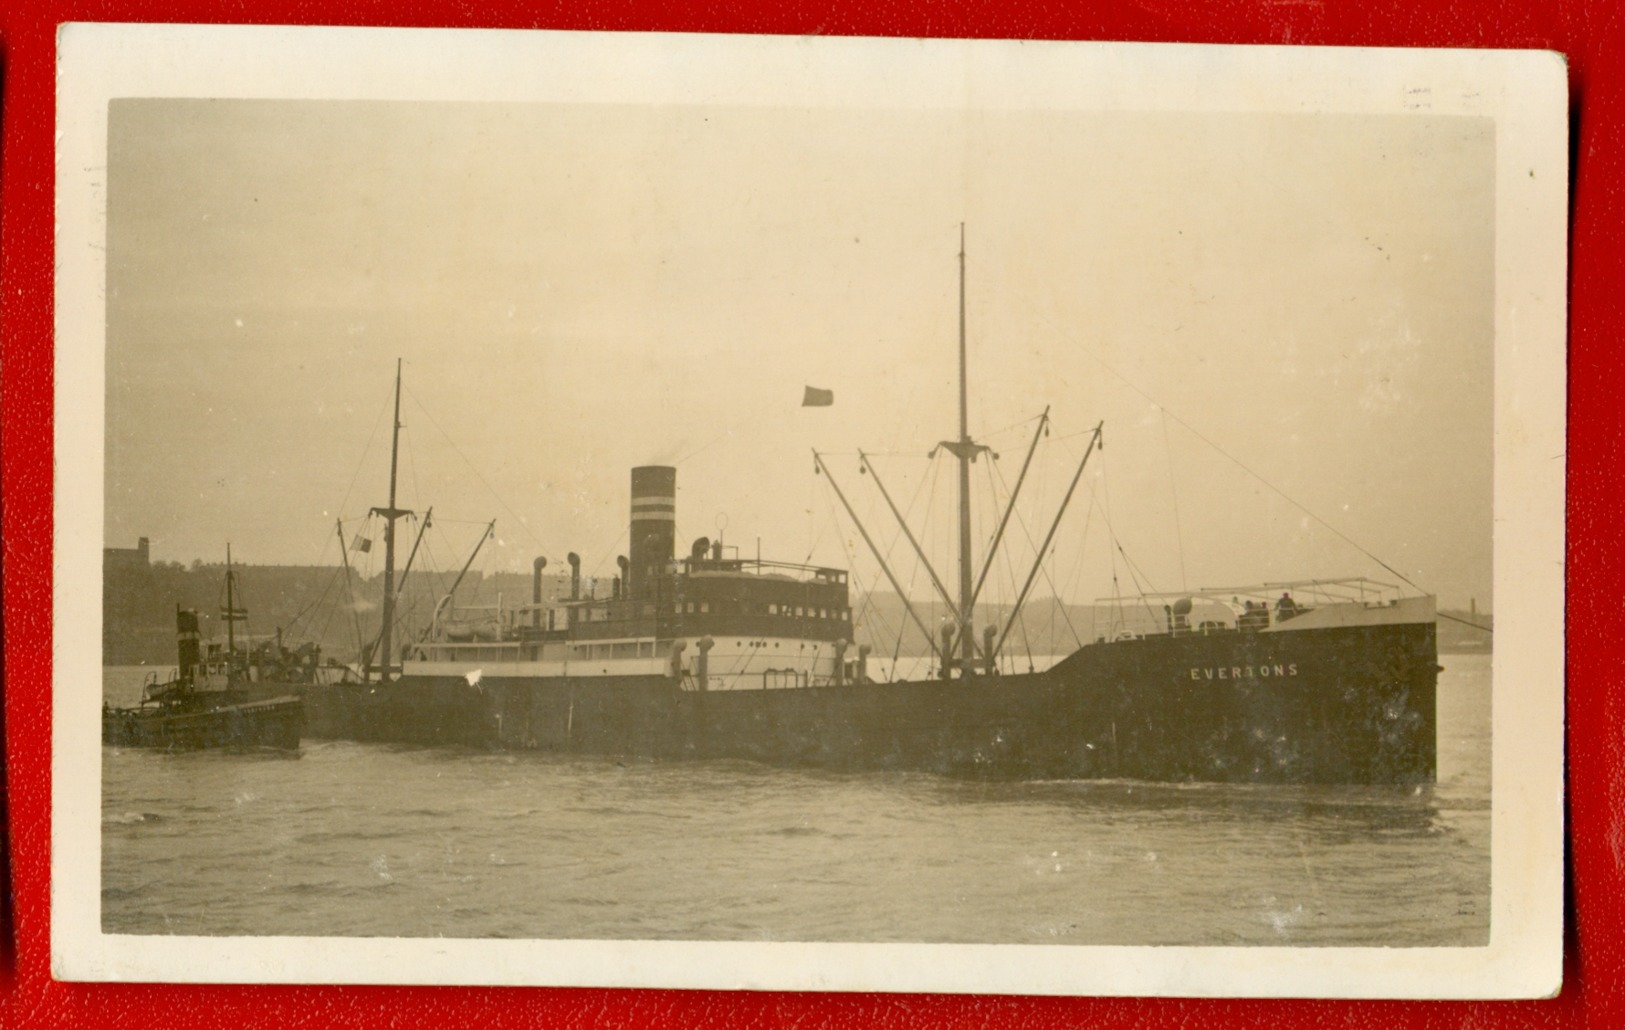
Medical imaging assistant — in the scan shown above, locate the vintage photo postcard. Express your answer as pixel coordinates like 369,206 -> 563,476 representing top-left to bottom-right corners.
53,25 -> 1566,997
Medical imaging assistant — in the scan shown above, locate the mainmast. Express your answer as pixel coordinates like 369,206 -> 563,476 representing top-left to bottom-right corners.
956,226 -> 974,672
838,229 -> 1085,678
369,358 -> 413,682
944,224 -> 990,675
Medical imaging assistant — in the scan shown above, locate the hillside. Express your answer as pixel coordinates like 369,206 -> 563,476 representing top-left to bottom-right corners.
103,555 -> 1492,666
102,557 -> 580,666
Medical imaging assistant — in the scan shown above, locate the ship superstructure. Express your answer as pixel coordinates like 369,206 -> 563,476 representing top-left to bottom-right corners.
408,465 -> 862,693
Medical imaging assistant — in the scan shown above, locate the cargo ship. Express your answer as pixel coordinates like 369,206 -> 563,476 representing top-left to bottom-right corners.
296,241 -> 1439,785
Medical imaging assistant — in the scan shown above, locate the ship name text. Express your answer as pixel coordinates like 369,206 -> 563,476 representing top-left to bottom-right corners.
1189,663 -> 1299,681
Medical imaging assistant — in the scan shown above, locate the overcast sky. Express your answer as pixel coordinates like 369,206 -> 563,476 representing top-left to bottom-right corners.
104,99 -> 1494,611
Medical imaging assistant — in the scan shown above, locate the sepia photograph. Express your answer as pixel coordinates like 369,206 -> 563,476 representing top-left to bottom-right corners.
54,26 -> 1565,996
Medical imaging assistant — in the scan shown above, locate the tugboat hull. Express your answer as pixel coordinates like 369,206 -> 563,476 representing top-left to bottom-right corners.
102,695 -> 304,751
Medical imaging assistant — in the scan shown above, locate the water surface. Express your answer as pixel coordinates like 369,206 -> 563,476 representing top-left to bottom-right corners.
102,655 -> 1490,945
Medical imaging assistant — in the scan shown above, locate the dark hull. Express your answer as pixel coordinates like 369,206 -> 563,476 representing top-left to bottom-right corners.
102,695 -> 304,751
291,620 -> 1437,785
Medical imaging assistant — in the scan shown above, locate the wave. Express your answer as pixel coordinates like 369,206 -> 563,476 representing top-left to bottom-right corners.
104,811 -> 162,825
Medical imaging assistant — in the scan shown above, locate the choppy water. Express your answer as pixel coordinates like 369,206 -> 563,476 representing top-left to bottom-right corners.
101,655 -> 1490,945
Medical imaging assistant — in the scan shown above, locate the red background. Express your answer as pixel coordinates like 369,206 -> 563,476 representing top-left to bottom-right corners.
1,1 -> 1611,1026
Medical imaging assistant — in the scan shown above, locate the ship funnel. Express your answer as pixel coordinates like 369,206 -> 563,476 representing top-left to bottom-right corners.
175,606 -> 202,686
532,556 -> 548,628
630,466 -> 676,600
567,552 -> 581,601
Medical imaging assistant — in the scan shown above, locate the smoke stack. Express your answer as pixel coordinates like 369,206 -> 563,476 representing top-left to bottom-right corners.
533,556 -> 548,627
175,606 -> 201,687
567,552 -> 581,601
629,466 -> 676,600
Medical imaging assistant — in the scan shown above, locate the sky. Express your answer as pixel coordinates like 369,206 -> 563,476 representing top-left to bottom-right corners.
104,99 -> 1494,611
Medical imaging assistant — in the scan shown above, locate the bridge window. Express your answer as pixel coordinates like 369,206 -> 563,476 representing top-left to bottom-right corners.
768,604 -> 779,615
700,602 -> 710,614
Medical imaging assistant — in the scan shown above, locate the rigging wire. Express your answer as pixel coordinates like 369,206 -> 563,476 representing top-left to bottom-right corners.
1100,449 -> 1126,636
1073,443 -> 1164,638
672,428 -> 735,469
984,432 -> 1084,658
1012,295 -> 1430,598
332,378 -> 396,539
822,454 -> 929,681
1161,408 -> 1188,593
1113,540 -> 1164,627
402,381 -> 547,556
823,478 -> 905,675
881,451 -> 944,679
987,456 -> 1028,670
281,565 -> 344,642
1072,493 -> 1100,648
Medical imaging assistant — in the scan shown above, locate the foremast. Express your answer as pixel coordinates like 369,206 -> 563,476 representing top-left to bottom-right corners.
368,358 -> 413,683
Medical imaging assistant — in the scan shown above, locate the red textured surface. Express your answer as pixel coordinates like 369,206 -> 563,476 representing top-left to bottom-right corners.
1,0 -> 1613,1027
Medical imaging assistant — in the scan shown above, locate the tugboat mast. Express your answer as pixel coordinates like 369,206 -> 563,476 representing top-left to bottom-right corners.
225,542 -> 236,680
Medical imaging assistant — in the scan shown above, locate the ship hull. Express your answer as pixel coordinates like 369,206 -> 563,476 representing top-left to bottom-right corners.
293,620 -> 1437,785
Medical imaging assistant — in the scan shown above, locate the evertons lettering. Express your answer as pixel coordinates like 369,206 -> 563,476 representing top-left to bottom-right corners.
1189,663 -> 1299,681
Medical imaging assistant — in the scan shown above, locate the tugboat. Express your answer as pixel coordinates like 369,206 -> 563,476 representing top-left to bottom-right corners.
103,551 -> 304,751
299,238 -> 1438,785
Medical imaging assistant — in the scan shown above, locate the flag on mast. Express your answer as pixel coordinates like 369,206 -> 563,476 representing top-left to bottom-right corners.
802,386 -> 834,407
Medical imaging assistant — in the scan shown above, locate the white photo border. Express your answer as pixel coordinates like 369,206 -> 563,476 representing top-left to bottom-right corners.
53,24 -> 1567,998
